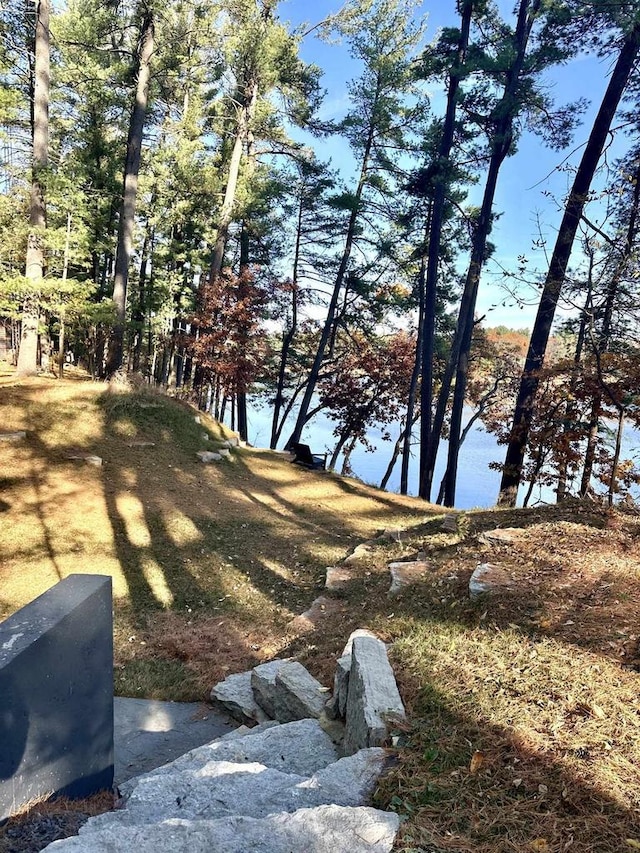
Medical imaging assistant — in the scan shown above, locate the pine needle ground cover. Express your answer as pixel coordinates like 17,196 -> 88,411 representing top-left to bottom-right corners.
2,373 -> 640,852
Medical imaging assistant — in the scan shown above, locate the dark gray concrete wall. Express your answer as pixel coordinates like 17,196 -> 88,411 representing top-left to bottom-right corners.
0,575 -> 113,820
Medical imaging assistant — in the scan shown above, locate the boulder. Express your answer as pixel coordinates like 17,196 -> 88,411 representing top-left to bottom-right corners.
469,562 -> 514,598
343,636 -> 405,755
210,671 -> 271,725
196,451 -> 222,463
440,515 -> 458,533
325,567 -> 352,592
478,528 -> 523,546
387,561 -> 429,595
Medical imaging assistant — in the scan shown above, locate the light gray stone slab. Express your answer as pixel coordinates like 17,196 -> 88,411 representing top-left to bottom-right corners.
217,720 -> 280,741
377,528 -> 405,543
120,718 -> 339,797
387,561 -> 429,595
478,527 -> 523,546
326,630 -> 379,720
469,562 -> 514,598
82,749 -> 389,833
289,596 -> 346,634
273,662 -> 329,722
0,431 -> 26,441
325,566 -> 352,591
294,748 -> 388,808
342,629 -> 379,658
343,636 -> 405,755
210,670 -> 271,725
251,658 -> 290,718
196,450 -> 222,463
343,544 -> 373,566
66,453 -> 103,466
88,761 -> 307,828
43,805 -> 400,853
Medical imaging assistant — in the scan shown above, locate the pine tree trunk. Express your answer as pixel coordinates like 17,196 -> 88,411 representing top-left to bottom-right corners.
16,0 -> 49,378
286,75 -> 382,449
105,8 -> 154,378
418,0 -> 472,498
401,220 -> 429,495
498,21 -> 640,507
210,82 -> 258,280
270,192 -> 304,449
608,408 -> 625,507
579,157 -> 640,495
132,226 -> 151,373
442,0 -> 538,507
57,211 -> 72,379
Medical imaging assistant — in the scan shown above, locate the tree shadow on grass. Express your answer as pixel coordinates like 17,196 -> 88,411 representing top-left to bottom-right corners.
380,665 -> 640,853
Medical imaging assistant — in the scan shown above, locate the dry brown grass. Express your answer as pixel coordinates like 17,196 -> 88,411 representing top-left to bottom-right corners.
0,371 -> 429,698
0,790 -> 115,852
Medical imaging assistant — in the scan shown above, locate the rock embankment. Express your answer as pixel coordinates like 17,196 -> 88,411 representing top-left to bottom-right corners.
44,630 -> 406,853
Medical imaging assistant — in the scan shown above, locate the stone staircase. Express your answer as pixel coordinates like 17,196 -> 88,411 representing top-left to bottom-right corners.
44,633 -> 405,853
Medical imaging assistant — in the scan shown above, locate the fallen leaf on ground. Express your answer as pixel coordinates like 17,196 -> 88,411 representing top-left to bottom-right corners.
530,840 -> 550,852
469,750 -> 485,774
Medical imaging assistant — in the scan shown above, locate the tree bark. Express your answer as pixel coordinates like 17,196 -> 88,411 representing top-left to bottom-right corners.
57,211 -> 72,379
442,0 -> 538,507
132,226 -> 150,373
16,0 -> 50,378
105,6 -> 154,378
498,21 -> 640,507
580,155 -> 640,495
209,80 -> 258,280
401,216 -> 430,494
270,189 -> 304,449
418,0 -> 472,498
286,74 -> 382,449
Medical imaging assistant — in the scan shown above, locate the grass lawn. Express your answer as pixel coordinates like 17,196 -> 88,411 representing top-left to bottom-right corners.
2,368 -> 640,852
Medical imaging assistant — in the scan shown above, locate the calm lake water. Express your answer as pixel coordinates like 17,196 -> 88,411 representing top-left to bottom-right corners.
242,403 -> 509,509
237,402 -> 640,509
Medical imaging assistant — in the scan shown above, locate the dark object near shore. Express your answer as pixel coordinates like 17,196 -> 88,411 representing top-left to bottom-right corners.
290,443 -> 327,470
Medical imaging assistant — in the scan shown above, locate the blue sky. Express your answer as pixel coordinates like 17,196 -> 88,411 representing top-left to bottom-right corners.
277,0 -> 631,330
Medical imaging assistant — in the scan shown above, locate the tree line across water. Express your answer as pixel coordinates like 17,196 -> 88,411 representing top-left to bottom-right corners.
1,0 -> 640,508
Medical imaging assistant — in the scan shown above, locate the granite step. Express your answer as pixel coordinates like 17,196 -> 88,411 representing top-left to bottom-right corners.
43,804 -> 400,853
